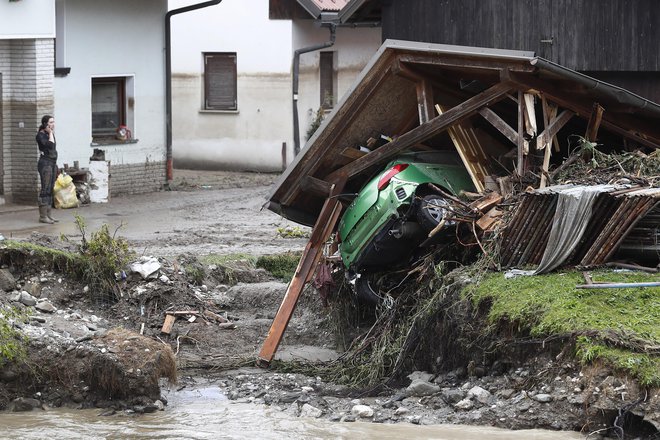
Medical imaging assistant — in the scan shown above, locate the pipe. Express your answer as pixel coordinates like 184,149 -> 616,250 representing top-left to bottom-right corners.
165,1 -> 222,183
292,24 -> 336,156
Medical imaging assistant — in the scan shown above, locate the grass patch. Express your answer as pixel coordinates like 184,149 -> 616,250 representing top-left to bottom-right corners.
200,253 -> 257,267
469,269 -> 660,385
0,306 -> 30,366
256,252 -> 301,281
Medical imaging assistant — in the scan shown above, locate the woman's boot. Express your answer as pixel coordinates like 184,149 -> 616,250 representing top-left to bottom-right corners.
39,206 -> 54,224
46,207 -> 59,223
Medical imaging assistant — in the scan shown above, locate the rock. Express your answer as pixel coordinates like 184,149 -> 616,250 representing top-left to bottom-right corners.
18,291 -> 37,307
351,404 -> 374,418
8,397 -> 42,412
278,392 -> 301,404
496,388 -> 516,399
142,404 -> 159,413
340,415 -> 356,422
0,268 -> 16,292
29,316 -> 47,324
98,409 -> 116,416
441,388 -> 465,405
299,403 -> 323,418
35,300 -> 57,313
394,406 -> 410,416
467,386 -> 491,404
0,368 -> 18,382
406,379 -> 440,397
454,398 -> 474,410
407,371 -> 434,383
533,393 -> 553,403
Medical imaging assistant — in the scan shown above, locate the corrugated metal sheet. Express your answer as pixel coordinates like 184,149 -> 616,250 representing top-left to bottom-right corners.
311,0 -> 349,12
500,185 -> 660,270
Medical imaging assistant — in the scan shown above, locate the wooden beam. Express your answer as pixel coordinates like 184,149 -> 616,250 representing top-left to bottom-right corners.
300,175 -> 333,197
540,96 -> 554,188
325,81 -> 514,182
536,110 -> 574,151
397,54 -> 537,74
258,182 -> 345,365
416,79 -> 435,124
478,107 -> 519,145
585,102 -> 605,142
508,72 -> 660,150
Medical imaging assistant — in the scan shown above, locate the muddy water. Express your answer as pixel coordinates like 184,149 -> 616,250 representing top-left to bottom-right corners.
0,386 -> 584,440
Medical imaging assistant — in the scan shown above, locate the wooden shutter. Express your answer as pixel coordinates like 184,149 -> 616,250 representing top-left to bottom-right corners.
205,53 -> 237,110
320,52 -> 334,109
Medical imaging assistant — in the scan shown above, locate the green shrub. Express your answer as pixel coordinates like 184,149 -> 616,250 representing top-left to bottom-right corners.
0,306 -> 29,366
256,252 -> 301,281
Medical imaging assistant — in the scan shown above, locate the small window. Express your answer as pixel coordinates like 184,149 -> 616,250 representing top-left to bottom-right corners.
91,76 -> 135,143
320,51 -> 335,109
204,53 -> 237,111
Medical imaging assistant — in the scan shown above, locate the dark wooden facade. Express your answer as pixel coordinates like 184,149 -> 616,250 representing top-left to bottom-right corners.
381,0 -> 660,102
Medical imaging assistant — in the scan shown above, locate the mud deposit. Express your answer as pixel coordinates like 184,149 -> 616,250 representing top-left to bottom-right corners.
0,170 -> 657,439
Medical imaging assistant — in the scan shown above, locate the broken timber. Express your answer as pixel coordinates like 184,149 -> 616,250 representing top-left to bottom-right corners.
258,182 -> 345,365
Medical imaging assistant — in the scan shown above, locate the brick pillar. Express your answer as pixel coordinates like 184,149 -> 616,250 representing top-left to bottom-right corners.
1,38 -> 54,204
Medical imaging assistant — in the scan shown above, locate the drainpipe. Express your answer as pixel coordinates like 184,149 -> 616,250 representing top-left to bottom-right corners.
165,1 -> 222,183
292,23 -> 336,156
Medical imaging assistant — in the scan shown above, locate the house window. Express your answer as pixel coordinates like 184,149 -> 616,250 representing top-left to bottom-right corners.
204,53 -> 237,111
320,51 -> 335,109
91,76 -> 134,143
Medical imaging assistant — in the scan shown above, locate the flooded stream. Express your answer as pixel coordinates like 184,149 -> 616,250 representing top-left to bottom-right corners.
0,386 -> 585,440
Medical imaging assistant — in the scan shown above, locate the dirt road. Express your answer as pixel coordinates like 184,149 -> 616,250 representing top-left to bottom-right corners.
0,170 -> 308,257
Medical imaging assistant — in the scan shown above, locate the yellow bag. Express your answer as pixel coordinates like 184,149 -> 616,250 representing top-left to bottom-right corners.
53,174 -> 79,209
54,173 -> 73,192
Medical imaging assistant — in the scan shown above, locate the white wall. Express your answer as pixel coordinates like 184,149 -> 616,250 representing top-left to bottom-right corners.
169,0 -> 293,171
293,20 -> 381,150
53,0 -> 167,169
0,1 -> 55,39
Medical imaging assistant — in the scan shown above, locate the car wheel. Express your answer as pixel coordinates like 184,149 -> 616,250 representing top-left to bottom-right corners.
354,273 -> 382,305
416,194 -> 450,231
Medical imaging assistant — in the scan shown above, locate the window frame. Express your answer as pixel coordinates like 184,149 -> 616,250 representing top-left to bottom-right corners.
91,77 -> 126,141
203,52 -> 238,111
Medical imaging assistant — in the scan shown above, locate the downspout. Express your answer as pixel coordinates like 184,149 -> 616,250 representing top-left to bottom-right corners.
292,24 -> 336,156
165,0 -> 222,183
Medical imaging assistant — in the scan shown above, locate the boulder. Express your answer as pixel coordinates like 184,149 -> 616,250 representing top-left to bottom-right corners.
299,403 -> 323,418
351,404 -> 374,418
35,300 -> 56,313
0,268 -> 16,292
18,291 -> 37,307
8,397 -> 42,412
467,386 -> 492,404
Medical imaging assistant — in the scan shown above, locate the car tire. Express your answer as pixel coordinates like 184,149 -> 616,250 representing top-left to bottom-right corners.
354,273 -> 382,305
416,194 -> 450,231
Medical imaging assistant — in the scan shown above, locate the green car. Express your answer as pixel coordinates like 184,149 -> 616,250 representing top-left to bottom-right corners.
337,151 -> 474,303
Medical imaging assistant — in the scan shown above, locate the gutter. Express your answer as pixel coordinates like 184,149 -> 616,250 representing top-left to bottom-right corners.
530,57 -> 660,120
165,1 -> 222,183
292,23 -> 337,156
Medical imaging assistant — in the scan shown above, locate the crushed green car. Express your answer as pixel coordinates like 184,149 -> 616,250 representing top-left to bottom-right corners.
337,151 -> 474,303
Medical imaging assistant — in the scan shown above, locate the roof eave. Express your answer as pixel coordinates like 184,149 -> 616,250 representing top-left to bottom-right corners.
296,0 -> 323,18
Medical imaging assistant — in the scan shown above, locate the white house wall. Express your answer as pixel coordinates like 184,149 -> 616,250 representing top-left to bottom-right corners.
0,1 -> 55,39
54,0 -> 167,195
293,20 -> 381,150
169,0 -> 293,171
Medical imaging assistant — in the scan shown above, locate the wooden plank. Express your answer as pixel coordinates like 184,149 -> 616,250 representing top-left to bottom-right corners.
478,107 -> 519,145
325,81 -> 513,182
436,104 -> 486,192
585,102 -> 605,142
202,310 -> 229,323
161,315 -> 176,335
166,310 -> 199,316
540,96 -> 555,188
258,182 -> 345,365
476,207 -> 503,232
470,192 -> 503,213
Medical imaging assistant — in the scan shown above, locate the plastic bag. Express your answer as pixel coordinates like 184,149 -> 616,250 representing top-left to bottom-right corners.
53,173 -> 79,209
54,173 -> 73,192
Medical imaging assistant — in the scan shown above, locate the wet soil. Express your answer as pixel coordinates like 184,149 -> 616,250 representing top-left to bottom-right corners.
0,170 -> 657,438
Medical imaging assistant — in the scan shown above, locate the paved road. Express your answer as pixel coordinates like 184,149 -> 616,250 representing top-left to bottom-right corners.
0,171 -> 308,257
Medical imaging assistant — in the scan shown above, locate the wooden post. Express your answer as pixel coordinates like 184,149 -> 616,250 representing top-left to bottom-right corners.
258,182 -> 345,365
517,90 -> 525,176
585,103 -> 605,142
281,142 -> 287,172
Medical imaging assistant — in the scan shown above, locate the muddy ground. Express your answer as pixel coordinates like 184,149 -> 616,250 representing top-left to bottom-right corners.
0,170 -> 658,438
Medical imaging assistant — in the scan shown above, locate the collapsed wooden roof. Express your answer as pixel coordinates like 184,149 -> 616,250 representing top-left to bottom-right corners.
267,39 -> 660,227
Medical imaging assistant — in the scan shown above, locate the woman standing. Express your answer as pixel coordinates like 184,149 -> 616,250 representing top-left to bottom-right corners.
35,115 -> 59,224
